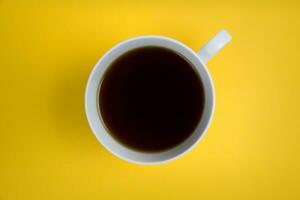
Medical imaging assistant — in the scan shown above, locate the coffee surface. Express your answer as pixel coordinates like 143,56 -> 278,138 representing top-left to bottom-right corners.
99,46 -> 205,152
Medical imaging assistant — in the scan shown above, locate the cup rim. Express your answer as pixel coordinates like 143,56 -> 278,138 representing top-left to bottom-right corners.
85,35 -> 215,164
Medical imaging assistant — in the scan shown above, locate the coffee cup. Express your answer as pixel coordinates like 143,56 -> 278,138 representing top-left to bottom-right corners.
85,29 -> 231,164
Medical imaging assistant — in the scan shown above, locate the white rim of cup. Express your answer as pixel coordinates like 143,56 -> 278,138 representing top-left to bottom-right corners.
85,35 -> 215,165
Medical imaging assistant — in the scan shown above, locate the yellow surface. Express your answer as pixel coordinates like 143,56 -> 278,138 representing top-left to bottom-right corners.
1,0 -> 300,199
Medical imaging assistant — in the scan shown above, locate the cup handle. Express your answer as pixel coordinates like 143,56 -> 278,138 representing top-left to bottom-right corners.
197,29 -> 232,63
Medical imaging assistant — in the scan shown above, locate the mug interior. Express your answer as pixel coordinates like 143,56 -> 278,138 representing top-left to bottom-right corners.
85,36 -> 215,164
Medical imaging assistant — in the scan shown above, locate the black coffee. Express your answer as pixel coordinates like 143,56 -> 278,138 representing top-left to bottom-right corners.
99,46 -> 205,152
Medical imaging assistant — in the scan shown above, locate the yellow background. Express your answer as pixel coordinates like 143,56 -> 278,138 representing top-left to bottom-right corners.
1,0 -> 299,199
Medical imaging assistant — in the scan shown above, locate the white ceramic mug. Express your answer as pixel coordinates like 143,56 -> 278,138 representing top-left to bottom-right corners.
85,29 -> 231,164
